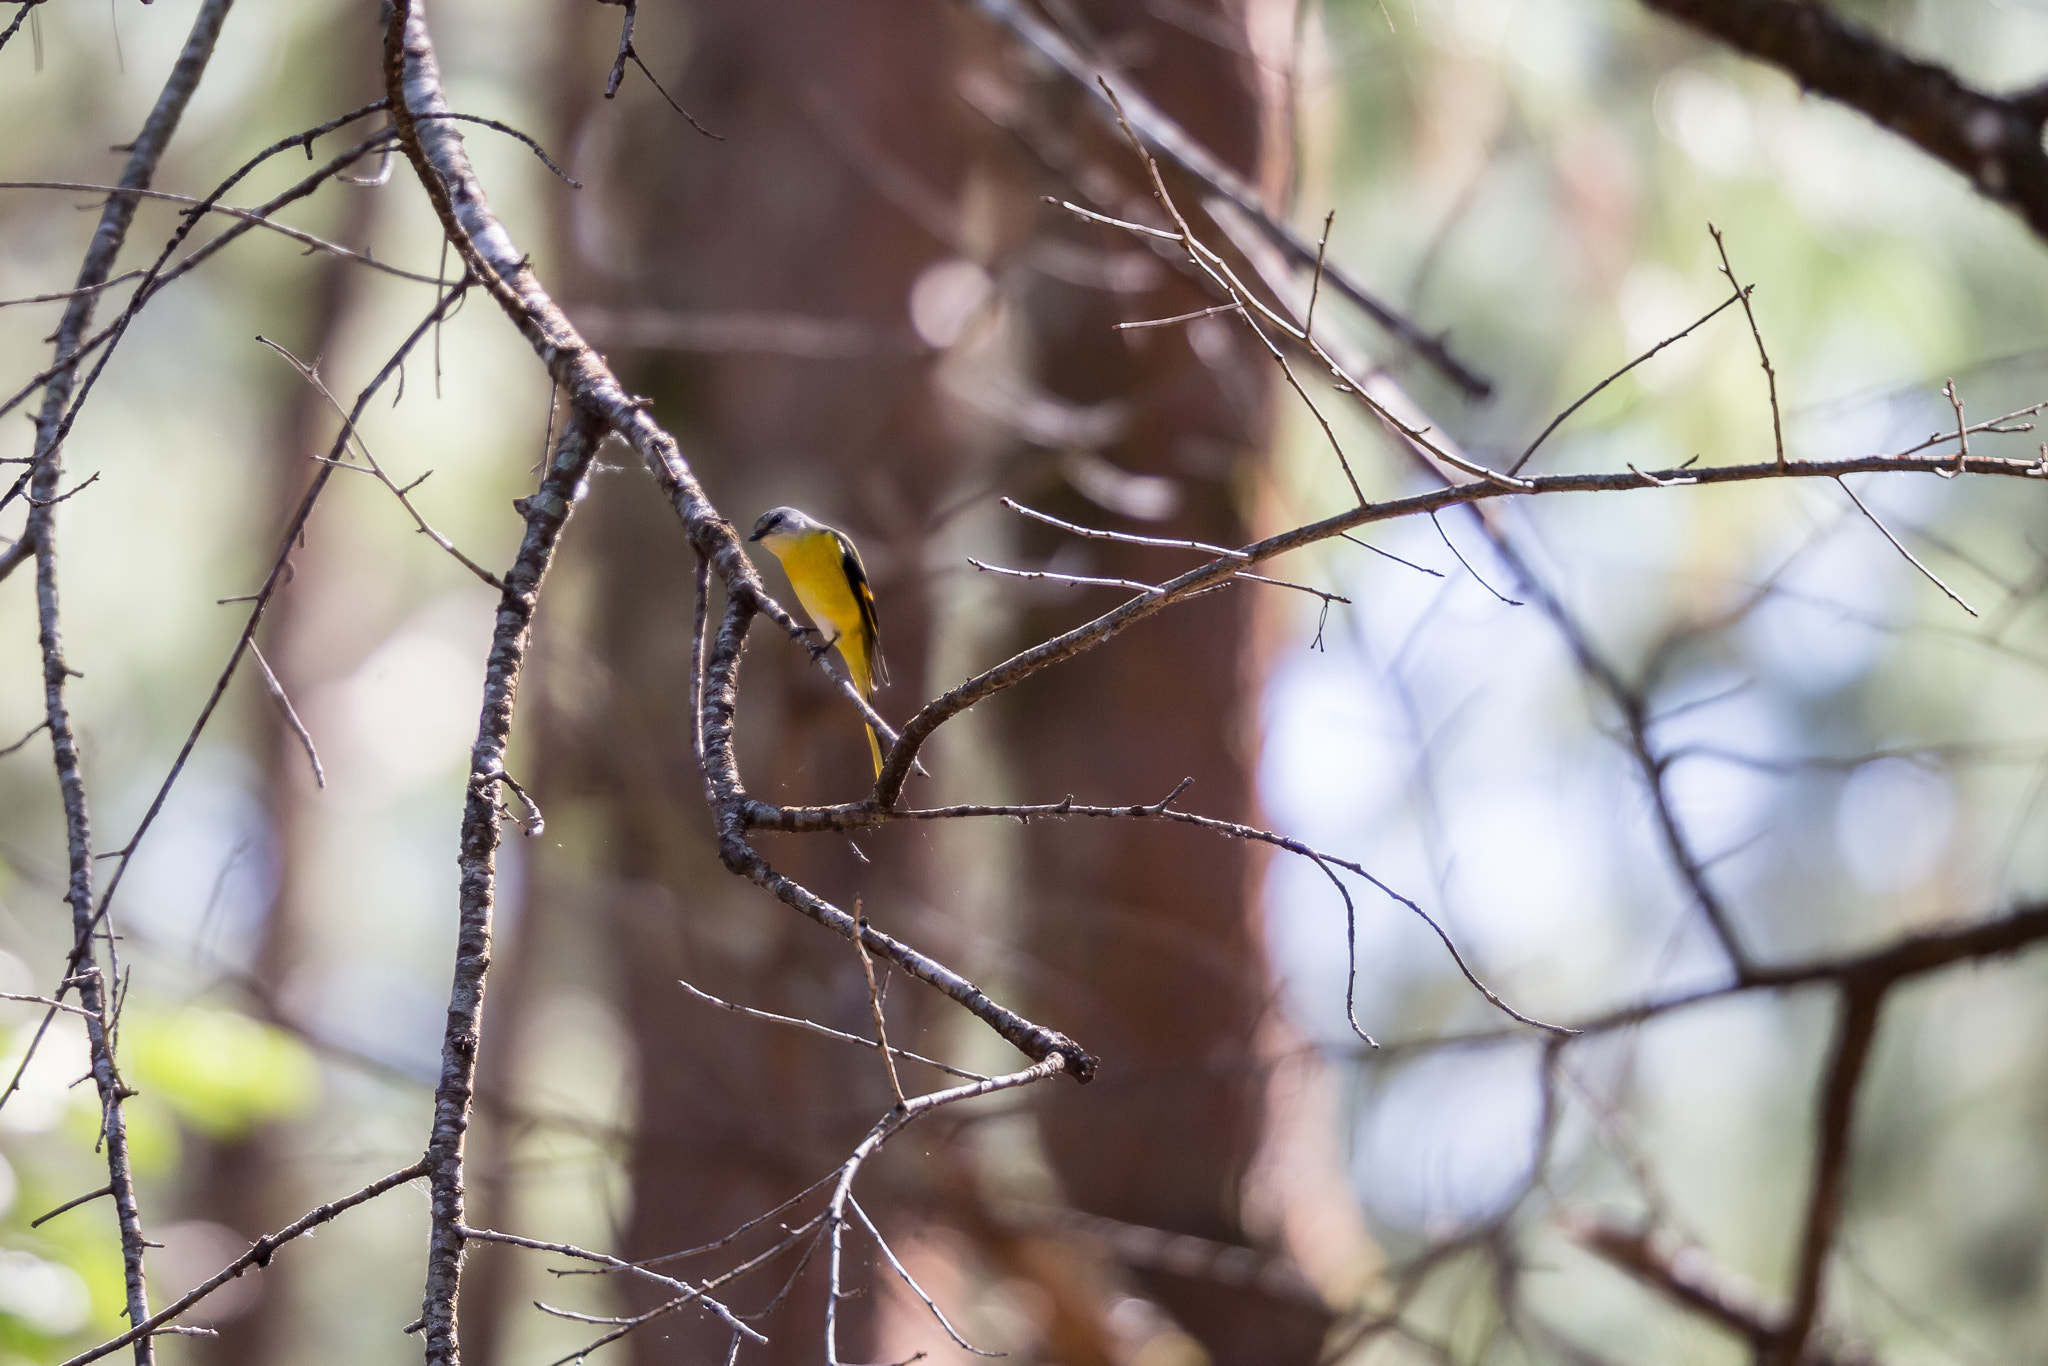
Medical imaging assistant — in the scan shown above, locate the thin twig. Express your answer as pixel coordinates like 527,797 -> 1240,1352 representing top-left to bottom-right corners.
848,1196 -> 1003,1356
57,1164 -> 431,1366
2,993 -> 96,1022
248,642 -> 324,789
1341,532 -> 1444,578
1429,511 -> 1520,605
75,281 -> 475,977
965,0 -> 1492,396
0,169 -> 439,286
1944,377 -> 1968,477
1113,301 -> 1242,331
0,128 -> 415,437
1835,476 -> 1978,617
454,1225 -> 764,1342
0,720 -> 50,758
0,269 -> 145,309
1710,223 -> 1786,470
1000,496 -> 1248,558
255,334 -> 505,590
25,469 -> 100,507
825,1059 -> 1069,1363
1508,291 -> 1746,475
1304,208 -> 1334,337
594,3 -> 723,141
853,909 -> 908,1107
412,112 -> 581,185
559,1177 -> 836,1275
968,557 -> 1171,596
29,1183 -> 112,1229
677,979 -> 988,1081
752,786 -> 1571,1037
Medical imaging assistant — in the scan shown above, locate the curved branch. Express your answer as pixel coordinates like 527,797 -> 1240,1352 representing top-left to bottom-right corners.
870,438 -> 2048,807
1643,0 -> 2048,242
381,0 -> 1093,1084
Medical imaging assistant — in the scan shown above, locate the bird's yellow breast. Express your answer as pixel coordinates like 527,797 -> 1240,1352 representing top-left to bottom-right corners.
769,529 -> 877,695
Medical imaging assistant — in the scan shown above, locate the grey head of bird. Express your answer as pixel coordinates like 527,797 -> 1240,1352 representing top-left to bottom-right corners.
748,505 -> 824,545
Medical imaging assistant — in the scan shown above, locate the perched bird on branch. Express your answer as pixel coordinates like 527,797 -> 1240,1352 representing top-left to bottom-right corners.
748,506 -> 891,775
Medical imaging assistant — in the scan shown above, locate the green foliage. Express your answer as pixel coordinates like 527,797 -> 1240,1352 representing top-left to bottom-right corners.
122,1007 -> 319,1141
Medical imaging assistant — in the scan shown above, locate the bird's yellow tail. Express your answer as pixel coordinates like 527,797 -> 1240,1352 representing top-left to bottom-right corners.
865,723 -> 884,777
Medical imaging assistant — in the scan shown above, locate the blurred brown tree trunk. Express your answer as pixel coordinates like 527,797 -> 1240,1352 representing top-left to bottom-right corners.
544,4 -> 984,1361
988,5 -> 1337,1361
542,1 -> 1338,1361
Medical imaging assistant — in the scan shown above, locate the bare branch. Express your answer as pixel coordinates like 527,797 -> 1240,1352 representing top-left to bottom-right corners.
750,788 -> 1570,1038
0,128 -> 416,434
824,1059 -> 1070,1363
1509,291 -> 1745,475
415,403 -> 604,1362
1835,476 -> 1978,617
1000,496 -> 1248,559
57,1164 -> 431,1366
1710,224 -> 1786,470
80,281 -> 475,975
0,269 -> 146,309
453,1226 -> 764,1343
0,993 -> 96,1022
849,1196 -> 1004,1356
254,333 -> 506,590
677,978 -> 988,1081
853,910 -> 909,1107
0,0 -> 44,56
1771,987 -> 1884,1366
963,0 -> 1492,397
248,642 -> 324,789
26,4 -> 240,1354
1644,0 -> 2048,245
1386,901 -> 2048,1055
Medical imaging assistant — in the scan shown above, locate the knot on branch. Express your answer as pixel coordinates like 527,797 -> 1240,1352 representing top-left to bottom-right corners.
1045,1039 -> 1098,1084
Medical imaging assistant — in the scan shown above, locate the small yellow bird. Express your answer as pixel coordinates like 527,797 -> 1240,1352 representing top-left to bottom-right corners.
748,506 -> 891,774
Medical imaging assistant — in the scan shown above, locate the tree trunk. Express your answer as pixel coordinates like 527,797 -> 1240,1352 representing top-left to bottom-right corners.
545,0 -> 1339,1360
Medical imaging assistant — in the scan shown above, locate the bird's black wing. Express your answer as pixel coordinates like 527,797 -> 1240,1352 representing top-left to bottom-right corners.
836,531 -> 889,690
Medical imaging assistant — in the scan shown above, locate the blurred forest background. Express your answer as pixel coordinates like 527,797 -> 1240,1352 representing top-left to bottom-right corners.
3,1 -> 2048,1364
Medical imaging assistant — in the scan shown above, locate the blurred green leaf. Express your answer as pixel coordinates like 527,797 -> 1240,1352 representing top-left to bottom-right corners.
122,1008 -> 318,1141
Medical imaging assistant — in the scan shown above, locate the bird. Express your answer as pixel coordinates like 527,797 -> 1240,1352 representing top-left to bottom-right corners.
747,506 -> 891,775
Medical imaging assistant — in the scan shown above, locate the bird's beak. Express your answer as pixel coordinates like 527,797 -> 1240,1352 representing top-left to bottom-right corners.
747,528 -> 765,542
